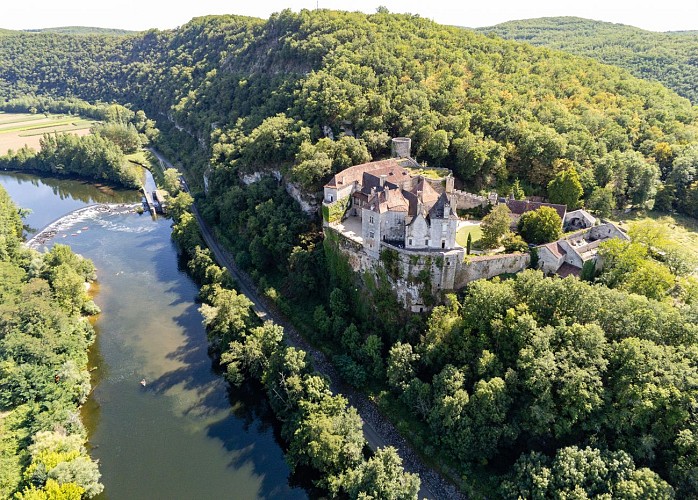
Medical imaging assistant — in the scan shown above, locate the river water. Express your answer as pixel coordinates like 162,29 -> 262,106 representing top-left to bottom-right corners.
0,171 -> 306,499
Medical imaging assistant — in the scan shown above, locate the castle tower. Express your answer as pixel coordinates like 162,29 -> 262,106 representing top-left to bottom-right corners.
391,137 -> 411,159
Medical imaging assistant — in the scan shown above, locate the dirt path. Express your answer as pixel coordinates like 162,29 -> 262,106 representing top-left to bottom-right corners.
149,148 -> 464,500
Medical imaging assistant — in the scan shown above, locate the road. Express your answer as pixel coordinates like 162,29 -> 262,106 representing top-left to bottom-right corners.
149,148 -> 463,500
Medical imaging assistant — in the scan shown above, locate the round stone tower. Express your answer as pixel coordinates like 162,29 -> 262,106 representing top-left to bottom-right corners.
391,137 -> 411,159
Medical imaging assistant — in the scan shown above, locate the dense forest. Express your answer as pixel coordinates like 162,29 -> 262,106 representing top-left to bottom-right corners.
2,9 -> 698,496
480,16 -> 698,104
0,10 -> 697,215
0,186 -> 103,498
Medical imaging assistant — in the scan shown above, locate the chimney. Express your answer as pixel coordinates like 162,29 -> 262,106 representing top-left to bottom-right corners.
417,190 -> 423,214
444,200 -> 450,218
371,187 -> 376,195
341,176 -> 345,185
379,174 -> 387,187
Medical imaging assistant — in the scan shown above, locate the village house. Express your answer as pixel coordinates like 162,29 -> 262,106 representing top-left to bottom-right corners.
536,222 -> 630,277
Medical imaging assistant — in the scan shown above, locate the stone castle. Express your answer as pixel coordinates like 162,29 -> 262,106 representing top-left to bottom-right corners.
322,138 -> 528,311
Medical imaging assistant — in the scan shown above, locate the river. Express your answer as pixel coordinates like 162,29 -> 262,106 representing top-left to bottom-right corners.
0,171 -> 307,499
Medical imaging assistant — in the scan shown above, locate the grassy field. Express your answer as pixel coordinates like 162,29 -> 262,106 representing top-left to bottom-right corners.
456,223 -> 483,247
616,210 -> 698,263
0,112 -> 96,154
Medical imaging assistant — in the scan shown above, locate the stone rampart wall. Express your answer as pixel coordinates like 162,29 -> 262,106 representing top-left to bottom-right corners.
449,189 -> 490,210
455,253 -> 530,288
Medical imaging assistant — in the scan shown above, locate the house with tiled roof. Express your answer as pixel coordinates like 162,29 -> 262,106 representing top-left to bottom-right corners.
505,198 -> 567,229
537,223 -> 630,276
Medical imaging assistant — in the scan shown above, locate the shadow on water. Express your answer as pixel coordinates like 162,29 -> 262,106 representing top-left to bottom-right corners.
4,170 -> 309,499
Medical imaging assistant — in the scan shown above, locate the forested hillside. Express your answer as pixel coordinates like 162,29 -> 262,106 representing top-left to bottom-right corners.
480,16 -> 698,104
2,10 -> 698,496
22,27 -> 135,35
0,10 -> 697,216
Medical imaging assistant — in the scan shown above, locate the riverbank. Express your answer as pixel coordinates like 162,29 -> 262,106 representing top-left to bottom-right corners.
151,148 -> 463,500
2,169 -> 306,499
0,183 -> 103,498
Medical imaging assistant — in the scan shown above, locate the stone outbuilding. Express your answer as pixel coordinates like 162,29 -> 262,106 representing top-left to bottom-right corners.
564,209 -> 596,231
536,222 -> 630,276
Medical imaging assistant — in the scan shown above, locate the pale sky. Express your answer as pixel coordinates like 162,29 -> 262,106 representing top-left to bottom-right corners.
3,0 -> 698,33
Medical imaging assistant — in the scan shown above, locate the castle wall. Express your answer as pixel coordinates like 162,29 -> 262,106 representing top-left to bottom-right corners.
325,225 -> 528,312
428,218 -> 458,249
361,207 -> 381,257
406,214 -> 430,248
538,248 -> 565,274
381,210 -> 407,242
449,189 -> 490,210
455,253 -> 530,288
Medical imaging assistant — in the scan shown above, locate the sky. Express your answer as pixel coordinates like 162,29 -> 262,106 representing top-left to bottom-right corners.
4,0 -> 698,33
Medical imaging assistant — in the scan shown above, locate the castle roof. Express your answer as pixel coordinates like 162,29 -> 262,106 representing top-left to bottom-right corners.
325,158 -> 413,188
403,179 -> 440,217
565,209 -> 596,225
541,241 -> 566,259
428,192 -> 457,220
367,188 -> 409,213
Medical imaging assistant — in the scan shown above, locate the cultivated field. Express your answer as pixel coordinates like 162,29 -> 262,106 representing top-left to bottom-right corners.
0,112 -> 96,155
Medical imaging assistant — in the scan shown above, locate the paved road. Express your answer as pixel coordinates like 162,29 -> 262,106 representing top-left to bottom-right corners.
149,149 -> 463,500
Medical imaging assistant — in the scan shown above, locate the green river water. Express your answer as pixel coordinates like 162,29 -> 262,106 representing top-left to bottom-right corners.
0,171 -> 307,499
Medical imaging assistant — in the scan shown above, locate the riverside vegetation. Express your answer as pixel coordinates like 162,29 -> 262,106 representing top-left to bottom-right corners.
169,190 -> 420,498
0,186 -> 103,498
1,9 -> 698,496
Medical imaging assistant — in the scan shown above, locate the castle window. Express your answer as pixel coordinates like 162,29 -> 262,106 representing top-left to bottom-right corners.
442,240 -> 446,249
446,259 -> 451,266
425,239 -> 429,246
369,215 -> 374,224
329,195 -> 333,202
369,231 -> 375,238
408,238 -> 413,246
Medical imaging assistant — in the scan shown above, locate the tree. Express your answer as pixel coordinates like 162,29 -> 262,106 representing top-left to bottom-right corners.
221,321 -> 284,384
547,168 -> 583,209
518,206 -> 562,244
332,447 -> 420,500
586,185 -> 616,217
511,179 -> 525,200
161,168 -> 182,195
501,233 -> 528,253
500,447 -> 673,499
480,204 -> 511,249
287,394 -> 365,482
167,191 -> 194,222
386,342 -> 419,390
199,285 -> 253,352
466,232 -> 472,255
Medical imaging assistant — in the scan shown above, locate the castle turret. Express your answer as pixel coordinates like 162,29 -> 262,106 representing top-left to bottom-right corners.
391,137 -> 411,159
